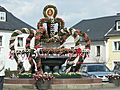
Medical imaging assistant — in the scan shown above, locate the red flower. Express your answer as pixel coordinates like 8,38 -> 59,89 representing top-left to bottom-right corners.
33,72 -> 54,82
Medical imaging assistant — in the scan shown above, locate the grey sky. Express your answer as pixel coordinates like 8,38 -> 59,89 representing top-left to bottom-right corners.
1,0 -> 120,28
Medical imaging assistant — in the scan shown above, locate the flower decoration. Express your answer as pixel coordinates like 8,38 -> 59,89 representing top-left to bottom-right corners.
9,4 -> 91,74
43,5 -> 57,18
38,18 -> 64,29
53,72 -> 82,78
107,74 -> 120,80
33,72 -> 54,90
33,72 -> 54,82
17,73 -> 33,78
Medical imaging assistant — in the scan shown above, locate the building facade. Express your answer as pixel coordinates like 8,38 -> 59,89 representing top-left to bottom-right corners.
0,6 -> 34,70
105,20 -> 120,69
73,13 -> 120,69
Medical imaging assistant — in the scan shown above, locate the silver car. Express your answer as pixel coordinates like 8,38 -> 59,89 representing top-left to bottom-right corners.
79,63 -> 112,81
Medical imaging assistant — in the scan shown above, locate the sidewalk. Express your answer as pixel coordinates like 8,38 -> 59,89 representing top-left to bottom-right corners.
51,83 -> 116,90
4,83 -> 116,90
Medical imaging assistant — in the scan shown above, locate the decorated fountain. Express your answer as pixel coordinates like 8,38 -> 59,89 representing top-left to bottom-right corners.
5,5 -> 100,90
9,5 -> 91,74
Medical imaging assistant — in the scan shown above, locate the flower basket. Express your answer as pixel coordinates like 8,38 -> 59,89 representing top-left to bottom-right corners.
35,80 -> 51,90
107,74 -> 120,87
113,79 -> 120,87
33,72 -> 54,90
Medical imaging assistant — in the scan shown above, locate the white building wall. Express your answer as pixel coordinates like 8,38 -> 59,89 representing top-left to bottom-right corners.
84,41 -> 106,63
0,31 -> 17,70
0,30 -> 32,71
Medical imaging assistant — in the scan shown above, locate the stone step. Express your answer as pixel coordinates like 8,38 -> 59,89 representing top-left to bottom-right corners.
51,83 -> 115,90
4,83 -> 115,90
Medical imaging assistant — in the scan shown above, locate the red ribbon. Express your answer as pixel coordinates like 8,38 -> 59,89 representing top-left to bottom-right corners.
76,48 -> 82,57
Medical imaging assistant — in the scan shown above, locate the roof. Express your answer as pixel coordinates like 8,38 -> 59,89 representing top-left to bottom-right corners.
0,6 -> 35,31
72,14 -> 120,41
105,24 -> 120,37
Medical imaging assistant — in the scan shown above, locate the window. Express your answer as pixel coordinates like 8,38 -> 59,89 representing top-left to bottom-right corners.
88,65 -> 110,72
96,46 -> 100,56
113,41 -> 120,51
0,12 -> 6,22
116,20 -> 120,31
0,36 -> 2,46
17,37 -> 23,47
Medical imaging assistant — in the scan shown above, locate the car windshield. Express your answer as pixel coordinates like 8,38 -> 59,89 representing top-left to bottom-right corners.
87,65 -> 110,72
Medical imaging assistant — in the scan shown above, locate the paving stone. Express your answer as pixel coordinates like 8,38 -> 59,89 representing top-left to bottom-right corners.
3,83 -> 116,90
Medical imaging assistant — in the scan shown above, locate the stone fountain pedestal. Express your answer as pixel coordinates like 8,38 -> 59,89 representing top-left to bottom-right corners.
4,77 -> 102,90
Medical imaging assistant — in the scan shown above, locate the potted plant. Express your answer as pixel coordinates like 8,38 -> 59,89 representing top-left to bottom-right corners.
107,74 -> 120,86
33,72 -> 54,90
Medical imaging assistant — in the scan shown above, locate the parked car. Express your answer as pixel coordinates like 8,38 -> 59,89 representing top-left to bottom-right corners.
79,63 -> 113,81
